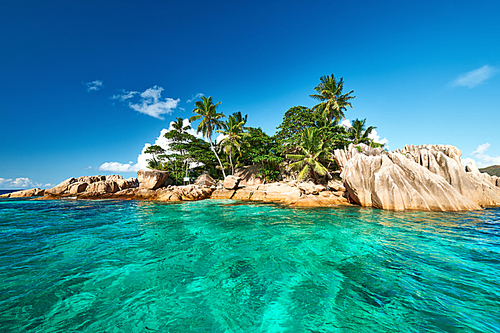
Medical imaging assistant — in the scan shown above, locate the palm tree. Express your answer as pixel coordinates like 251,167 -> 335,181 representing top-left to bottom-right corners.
189,96 -> 227,178
170,117 -> 192,178
286,128 -> 334,181
348,118 -> 376,145
216,114 -> 249,174
310,74 -> 355,125
171,117 -> 191,133
231,111 -> 248,129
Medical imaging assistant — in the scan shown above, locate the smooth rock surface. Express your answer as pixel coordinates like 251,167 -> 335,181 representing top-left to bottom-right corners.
137,169 -> 169,190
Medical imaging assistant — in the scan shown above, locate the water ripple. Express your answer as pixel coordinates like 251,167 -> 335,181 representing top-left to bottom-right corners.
0,199 -> 499,332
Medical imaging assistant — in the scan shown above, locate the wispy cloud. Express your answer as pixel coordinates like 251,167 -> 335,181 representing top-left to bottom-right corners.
469,142 -> 500,168
452,65 -> 497,88
0,177 -> 51,189
98,119 -> 204,173
113,85 -> 180,119
85,80 -> 104,92
186,93 -> 204,104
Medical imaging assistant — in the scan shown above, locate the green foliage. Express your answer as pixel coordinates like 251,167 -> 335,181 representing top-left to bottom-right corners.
142,74 -> 385,184
217,113 -> 249,174
144,145 -> 167,170
241,127 -> 283,182
286,128 -> 335,181
276,105 -> 350,156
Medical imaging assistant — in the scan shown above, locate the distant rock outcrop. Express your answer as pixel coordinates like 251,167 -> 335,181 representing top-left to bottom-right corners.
44,175 -> 139,197
0,188 -> 45,198
334,143 -> 500,211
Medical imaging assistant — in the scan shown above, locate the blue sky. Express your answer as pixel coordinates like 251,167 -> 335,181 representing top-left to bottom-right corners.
1,0 -> 499,188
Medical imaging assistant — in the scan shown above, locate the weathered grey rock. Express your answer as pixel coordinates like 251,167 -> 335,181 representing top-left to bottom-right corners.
234,165 -> 265,186
223,175 -> 241,190
137,169 -> 169,190
400,145 -> 500,207
194,173 -> 216,187
69,182 -> 88,194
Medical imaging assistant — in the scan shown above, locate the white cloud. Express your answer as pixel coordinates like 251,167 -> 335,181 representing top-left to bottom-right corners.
470,142 -> 500,168
112,90 -> 138,101
367,129 -> 389,147
186,93 -> 204,104
0,177 -> 50,189
340,119 -> 352,130
85,80 -> 103,92
472,143 -> 490,155
452,65 -> 497,88
98,119 -> 204,173
114,85 -> 180,119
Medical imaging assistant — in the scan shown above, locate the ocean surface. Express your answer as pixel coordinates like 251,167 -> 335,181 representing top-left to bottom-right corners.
0,198 -> 499,332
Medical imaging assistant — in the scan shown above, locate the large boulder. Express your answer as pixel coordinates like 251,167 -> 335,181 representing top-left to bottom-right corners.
137,170 -> 169,190
194,173 -> 216,187
69,182 -> 88,194
334,144 -> 491,211
341,152 -> 480,211
223,175 -> 241,190
234,165 -> 265,186
400,145 -> 500,207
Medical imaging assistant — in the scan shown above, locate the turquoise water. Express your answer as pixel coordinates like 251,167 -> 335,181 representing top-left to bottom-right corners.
0,199 -> 499,332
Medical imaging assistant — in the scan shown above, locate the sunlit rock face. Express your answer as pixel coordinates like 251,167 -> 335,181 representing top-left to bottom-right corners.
334,143 -> 500,212
137,169 -> 169,190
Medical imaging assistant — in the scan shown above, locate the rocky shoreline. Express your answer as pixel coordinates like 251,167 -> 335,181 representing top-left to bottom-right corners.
3,144 -> 500,212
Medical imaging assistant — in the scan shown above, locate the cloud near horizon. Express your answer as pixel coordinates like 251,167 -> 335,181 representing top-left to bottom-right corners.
452,65 -> 497,88
85,80 -> 103,92
0,177 -> 52,189
467,142 -> 500,168
98,119 -> 203,173
113,85 -> 180,119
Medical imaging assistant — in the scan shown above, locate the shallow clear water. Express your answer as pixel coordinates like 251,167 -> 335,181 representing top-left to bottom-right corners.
0,198 -> 499,332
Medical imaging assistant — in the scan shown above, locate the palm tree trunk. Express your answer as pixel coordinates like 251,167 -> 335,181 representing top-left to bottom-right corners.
209,139 -> 227,179
229,146 -> 234,175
